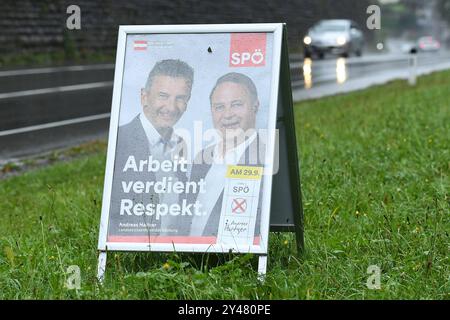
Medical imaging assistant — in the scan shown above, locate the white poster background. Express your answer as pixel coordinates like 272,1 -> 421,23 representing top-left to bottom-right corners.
120,34 -> 273,142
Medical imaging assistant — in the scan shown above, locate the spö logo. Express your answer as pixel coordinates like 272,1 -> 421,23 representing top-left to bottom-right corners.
229,33 -> 266,67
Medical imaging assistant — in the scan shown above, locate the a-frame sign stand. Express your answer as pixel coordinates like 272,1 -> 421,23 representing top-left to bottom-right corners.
257,23 -> 305,278
97,23 -> 304,283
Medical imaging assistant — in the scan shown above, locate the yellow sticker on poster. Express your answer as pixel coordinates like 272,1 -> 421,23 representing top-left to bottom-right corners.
226,166 -> 263,180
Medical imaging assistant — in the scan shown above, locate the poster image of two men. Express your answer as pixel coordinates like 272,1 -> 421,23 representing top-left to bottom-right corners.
99,28 -> 282,254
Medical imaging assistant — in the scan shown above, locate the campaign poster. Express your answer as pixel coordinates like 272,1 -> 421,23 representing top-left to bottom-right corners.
98,25 -> 282,254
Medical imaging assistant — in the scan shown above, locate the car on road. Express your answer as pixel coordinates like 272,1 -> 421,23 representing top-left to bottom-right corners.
303,19 -> 364,59
417,36 -> 441,52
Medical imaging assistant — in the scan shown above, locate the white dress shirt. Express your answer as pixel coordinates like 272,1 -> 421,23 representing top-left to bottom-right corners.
189,132 -> 257,236
139,113 -> 182,234
139,113 -> 180,160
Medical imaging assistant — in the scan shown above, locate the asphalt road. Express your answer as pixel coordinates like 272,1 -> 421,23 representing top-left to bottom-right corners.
291,50 -> 450,100
1,50 -> 450,162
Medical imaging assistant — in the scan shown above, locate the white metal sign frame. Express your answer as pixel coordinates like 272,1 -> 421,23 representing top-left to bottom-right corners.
97,23 -> 284,282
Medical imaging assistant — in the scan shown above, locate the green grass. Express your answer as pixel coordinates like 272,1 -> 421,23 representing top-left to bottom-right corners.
0,71 -> 449,299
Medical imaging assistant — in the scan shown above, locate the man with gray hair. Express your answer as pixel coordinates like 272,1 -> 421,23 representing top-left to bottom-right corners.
108,59 -> 194,238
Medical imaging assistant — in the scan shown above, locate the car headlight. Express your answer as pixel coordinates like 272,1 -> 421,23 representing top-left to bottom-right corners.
336,36 -> 347,46
304,36 -> 312,45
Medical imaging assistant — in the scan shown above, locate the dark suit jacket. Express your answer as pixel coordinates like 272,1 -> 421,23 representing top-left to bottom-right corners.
185,135 -> 266,237
108,115 -> 186,237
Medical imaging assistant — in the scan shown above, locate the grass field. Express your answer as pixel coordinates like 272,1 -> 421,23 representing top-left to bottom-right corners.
0,70 -> 448,299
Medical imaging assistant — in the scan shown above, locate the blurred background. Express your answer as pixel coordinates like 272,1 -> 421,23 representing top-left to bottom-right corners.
1,0 -> 449,162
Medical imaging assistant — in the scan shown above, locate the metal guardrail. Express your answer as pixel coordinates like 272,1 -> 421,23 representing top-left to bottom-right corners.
1,52 -> 449,134
0,52 -> 424,96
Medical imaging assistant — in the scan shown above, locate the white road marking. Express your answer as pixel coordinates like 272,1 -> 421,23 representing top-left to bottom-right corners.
0,64 -> 114,77
0,113 -> 111,136
0,81 -> 113,100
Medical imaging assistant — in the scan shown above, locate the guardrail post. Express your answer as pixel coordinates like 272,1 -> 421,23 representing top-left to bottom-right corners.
409,47 -> 418,86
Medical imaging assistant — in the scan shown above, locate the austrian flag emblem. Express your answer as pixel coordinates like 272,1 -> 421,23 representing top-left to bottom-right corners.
133,40 -> 148,51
